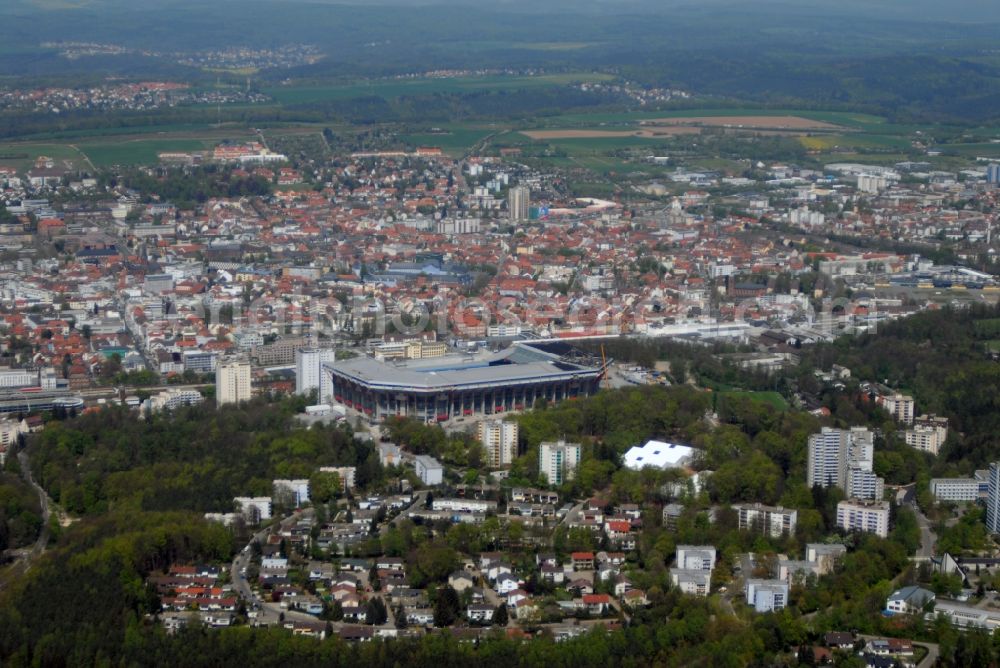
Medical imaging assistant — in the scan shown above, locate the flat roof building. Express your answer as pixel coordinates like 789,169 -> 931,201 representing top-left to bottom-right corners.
414,455 -> 443,486
836,499 -> 890,538
324,341 -> 607,423
623,440 -> 696,471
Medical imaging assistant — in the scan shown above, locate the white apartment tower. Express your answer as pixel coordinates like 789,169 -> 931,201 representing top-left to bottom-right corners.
296,348 -> 338,404
478,419 -> 519,468
216,358 -> 252,405
807,426 -> 875,490
508,185 -> 530,221
538,439 -> 581,486
881,393 -> 915,425
987,463 -> 1000,534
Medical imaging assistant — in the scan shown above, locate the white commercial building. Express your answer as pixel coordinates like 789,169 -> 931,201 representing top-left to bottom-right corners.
233,496 -> 272,522
296,348 -> 338,404
215,358 -> 251,405
414,455 -> 444,486
0,368 -> 39,388
538,440 -> 581,485
145,388 -> 204,413
670,569 -> 711,597
378,442 -> 403,468
0,418 -> 27,465
273,479 -> 310,506
806,543 -> 847,575
478,419 -> 519,468
319,466 -> 357,491
746,579 -> 789,613
930,476 -> 984,503
836,499 -> 890,538
933,600 -> 1000,632
0,418 -> 27,449
675,545 -> 716,571
432,498 -> 497,513
622,440 -> 696,471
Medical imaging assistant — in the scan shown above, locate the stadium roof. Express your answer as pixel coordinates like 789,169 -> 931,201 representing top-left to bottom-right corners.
324,341 -> 605,393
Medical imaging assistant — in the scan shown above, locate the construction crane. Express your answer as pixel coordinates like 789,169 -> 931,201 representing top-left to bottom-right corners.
600,344 -> 611,390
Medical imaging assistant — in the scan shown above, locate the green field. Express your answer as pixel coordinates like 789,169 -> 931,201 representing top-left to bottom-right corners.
719,390 -> 789,411
938,142 -> 1000,157
401,126 -> 497,155
0,142 -> 90,171
265,73 -> 614,105
535,108 -> 888,129
79,139 -> 218,167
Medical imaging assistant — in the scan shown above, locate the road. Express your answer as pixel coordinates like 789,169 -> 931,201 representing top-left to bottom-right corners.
908,496 -> 938,560
17,448 -> 52,564
380,490 -> 427,536
231,509 -> 319,626
0,447 -> 57,588
557,499 -> 587,529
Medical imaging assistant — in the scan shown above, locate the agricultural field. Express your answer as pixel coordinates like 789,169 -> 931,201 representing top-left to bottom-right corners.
265,72 -> 614,106
535,108 -> 886,129
78,138 -> 217,168
0,142 -> 90,171
0,127 -> 261,170
401,126 -> 497,156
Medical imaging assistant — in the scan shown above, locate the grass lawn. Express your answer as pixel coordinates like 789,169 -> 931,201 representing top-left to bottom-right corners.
78,138 -> 216,167
0,142 -> 90,171
719,390 -> 789,411
401,127 -> 496,155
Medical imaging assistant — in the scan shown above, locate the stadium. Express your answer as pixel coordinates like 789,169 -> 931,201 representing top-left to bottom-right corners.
324,340 -> 608,422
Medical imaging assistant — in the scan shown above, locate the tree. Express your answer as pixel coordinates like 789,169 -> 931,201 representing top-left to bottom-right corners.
309,470 -> 341,505
493,602 -> 508,627
366,597 -> 388,626
433,585 -> 460,627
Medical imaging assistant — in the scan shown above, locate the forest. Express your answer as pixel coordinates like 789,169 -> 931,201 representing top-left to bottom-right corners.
0,472 -> 41,552
28,397 -> 381,516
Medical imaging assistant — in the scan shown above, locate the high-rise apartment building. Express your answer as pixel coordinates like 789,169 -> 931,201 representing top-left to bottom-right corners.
478,419 -> 519,468
508,185 -> 530,221
296,348 -> 338,404
538,439 -> 581,486
846,467 -> 885,501
987,163 -> 1000,185
807,427 -> 875,490
986,463 -> 1000,533
216,358 -> 252,405
880,393 -> 915,424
